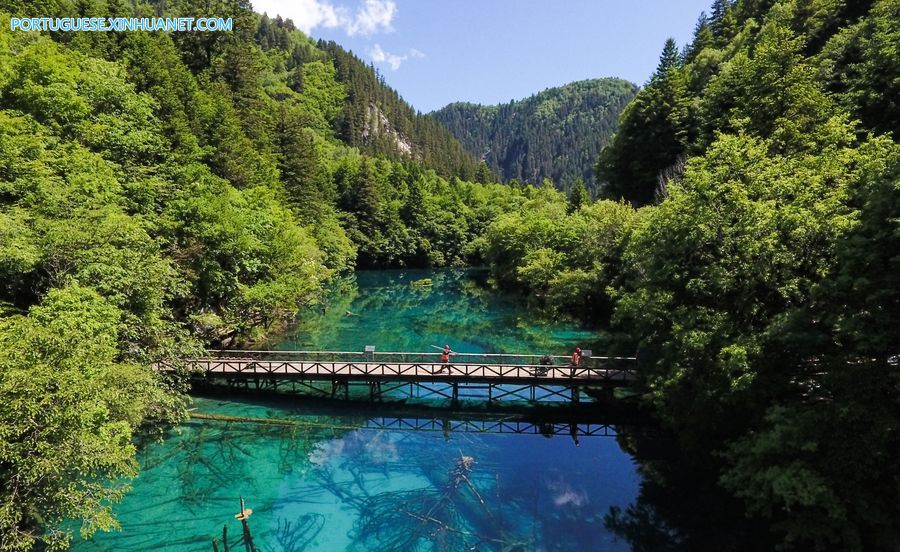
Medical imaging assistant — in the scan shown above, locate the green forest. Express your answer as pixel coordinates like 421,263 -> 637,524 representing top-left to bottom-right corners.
481,0 -> 899,549
432,78 -> 637,194
0,0 -> 530,547
0,0 -> 898,550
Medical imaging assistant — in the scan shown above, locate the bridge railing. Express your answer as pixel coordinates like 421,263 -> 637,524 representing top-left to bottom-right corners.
204,349 -> 637,370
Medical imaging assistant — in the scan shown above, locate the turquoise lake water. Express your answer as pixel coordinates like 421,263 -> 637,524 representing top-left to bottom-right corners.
275,269 -> 605,355
71,269 -> 641,551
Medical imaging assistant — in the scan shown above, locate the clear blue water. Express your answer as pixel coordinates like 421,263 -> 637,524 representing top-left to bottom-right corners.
71,269 -> 641,551
274,269 -> 606,356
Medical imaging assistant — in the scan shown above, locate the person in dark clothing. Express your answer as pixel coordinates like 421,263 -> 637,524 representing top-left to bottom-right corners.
537,354 -> 553,376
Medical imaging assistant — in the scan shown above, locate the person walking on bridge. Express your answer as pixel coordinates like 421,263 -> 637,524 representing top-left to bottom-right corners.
570,347 -> 582,366
569,347 -> 582,377
438,344 -> 454,374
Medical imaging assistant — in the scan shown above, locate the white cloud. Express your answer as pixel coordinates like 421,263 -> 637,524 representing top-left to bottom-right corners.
369,43 -> 402,70
252,0 -> 396,36
347,0 -> 397,35
369,44 -> 424,71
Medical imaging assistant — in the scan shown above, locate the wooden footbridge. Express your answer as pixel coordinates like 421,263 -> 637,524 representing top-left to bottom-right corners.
171,349 -> 638,405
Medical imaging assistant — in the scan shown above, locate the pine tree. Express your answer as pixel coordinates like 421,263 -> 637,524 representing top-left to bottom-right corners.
710,0 -> 730,26
652,38 -> 680,82
597,40 -> 688,204
567,178 -> 590,213
685,12 -> 714,62
475,161 -> 493,184
353,159 -> 382,223
710,0 -> 736,41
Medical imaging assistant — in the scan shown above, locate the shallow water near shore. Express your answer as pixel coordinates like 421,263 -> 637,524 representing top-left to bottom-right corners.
71,269 -> 641,551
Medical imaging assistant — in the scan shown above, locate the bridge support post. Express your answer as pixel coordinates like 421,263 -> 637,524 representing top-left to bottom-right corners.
451,382 -> 459,406
369,381 -> 382,401
331,380 -> 348,399
571,386 -> 580,404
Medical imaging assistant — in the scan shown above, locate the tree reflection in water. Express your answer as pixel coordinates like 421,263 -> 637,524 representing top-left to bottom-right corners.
303,428 -> 534,551
604,425 -> 772,552
75,396 -> 635,551
268,514 -> 326,552
347,455 -> 532,551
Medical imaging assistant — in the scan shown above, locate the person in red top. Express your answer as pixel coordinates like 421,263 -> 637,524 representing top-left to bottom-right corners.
570,347 -> 582,367
570,347 -> 583,378
439,344 -> 454,374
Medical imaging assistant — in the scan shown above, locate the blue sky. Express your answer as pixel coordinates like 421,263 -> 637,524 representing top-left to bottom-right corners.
251,0 -> 713,112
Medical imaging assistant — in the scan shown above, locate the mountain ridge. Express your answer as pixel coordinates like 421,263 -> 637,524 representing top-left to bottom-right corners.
253,12 -> 482,179
315,38 -> 482,179
431,78 -> 638,192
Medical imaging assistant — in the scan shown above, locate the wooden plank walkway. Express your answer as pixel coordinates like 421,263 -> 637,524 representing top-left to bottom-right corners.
178,357 -> 637,387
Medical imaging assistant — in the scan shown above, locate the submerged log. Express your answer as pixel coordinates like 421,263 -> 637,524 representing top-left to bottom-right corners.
190,412 -> 298,426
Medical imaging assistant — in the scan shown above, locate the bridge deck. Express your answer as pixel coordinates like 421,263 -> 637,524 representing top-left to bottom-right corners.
179,357 -> 636,386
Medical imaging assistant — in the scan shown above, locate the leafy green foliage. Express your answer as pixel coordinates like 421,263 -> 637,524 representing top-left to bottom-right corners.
481,186 -> 637,321
817,0 -> 899,137
0,285 -> 183,551
597,0 -> 897,205
614,128 -> 877,436
596,39 -> 691,204
331,156 -> 527,268
163,175 -> 330,340
478,2 -> 899,548
715,138 -> 900,551
0,1 -> 529,545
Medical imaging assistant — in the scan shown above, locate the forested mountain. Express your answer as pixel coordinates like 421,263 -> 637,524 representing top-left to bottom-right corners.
481,1 -> 899,549
255,15 -> 481,177
432,79 -> 637,192
316,40 -> 481,179
255,14 -> 481,179
0,1 -> 532,546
